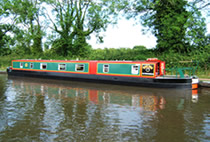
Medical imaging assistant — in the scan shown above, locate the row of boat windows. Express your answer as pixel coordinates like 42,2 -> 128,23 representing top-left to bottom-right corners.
19,63 -> 153,75
19,63 -> 111,73
20,63 -> 85,72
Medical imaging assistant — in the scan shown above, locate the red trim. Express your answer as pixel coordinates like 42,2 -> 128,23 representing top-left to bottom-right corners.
160,61 -> 166,75
89,61 -> 97,74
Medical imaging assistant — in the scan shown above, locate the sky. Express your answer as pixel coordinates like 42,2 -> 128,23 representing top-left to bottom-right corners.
88,15 -> 210,49
88,17 -> 157,49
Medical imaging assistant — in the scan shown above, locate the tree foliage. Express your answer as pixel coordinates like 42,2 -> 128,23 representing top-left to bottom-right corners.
0,0 -> 44,55
118,0 -> 208,53
185,1 -> 208,49
0,24 -> 12,56
44,0 -> 117,57
0,0 -> 118,57
12,0 -> 44,54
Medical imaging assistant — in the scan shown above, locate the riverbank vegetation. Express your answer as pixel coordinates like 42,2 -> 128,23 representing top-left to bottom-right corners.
0,0 -> 209,77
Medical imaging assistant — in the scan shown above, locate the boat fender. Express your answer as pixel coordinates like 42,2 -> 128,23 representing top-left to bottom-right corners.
7,67 -> 12,73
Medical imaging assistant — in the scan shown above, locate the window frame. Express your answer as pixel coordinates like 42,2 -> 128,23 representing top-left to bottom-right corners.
30,63 -> 34,69
75,64 -> 84,72
131,65 -> 140,75
58,64 -> 66,71
40,63 -> 47,70
103,64 -> 109,73
20,62 -> 23,68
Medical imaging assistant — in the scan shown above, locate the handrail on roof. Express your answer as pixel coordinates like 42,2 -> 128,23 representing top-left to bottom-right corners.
164,60 -> 199,78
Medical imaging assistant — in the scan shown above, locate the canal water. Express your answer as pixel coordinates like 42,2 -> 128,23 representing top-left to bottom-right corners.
0,74 -> 210,142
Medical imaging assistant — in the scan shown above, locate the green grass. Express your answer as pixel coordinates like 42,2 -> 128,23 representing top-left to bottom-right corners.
197,74 -> 210,79
0,67 -> 7,71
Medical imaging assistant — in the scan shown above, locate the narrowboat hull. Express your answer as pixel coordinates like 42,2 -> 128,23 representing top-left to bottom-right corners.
7,69 -> 197,89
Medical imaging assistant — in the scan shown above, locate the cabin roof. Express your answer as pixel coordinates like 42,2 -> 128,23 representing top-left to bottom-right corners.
12,59 -> 162,63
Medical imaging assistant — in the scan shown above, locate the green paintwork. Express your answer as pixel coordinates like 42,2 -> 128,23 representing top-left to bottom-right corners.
13,61 -> 89,73
97,63 -> 140,75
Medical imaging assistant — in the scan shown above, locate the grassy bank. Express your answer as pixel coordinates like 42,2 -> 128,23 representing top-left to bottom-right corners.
196,72 -> 210,79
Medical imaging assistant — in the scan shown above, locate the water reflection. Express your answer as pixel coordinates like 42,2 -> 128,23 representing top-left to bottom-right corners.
10,76 -> 193,111
0,75 -> 210,142
192,89 -> 198,103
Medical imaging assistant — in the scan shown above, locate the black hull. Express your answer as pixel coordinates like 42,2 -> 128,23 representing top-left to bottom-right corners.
7,69 -> 193,89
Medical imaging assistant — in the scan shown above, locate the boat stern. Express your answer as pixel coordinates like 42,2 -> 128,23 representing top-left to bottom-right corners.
192,77 -> 199,89
7,66 -> 12,74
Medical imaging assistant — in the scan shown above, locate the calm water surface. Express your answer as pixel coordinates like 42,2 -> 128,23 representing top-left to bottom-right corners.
0,74 -> 210,142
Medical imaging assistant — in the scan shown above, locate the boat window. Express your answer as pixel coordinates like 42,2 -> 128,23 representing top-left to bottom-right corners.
20,63 -> 23,68
76,64 -> 84,71
59,64 -> 66,71
40,63 -> 47,69
103,64 -> 109,73
131,65 -> 139,74
30,63 -> 33,69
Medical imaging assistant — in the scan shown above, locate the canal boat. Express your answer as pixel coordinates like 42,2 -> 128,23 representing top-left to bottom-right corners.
7,58 -> 199,89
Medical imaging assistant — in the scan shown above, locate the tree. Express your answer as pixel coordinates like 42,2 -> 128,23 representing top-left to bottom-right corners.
154,0 -> 190,52
1,0 -> 44,55
14,0 -> 44,54
0,24 -> 12,56
118,0 -> 208,53
185,1 -> 208,50
0,0 -> 14,56
44,0 -> 117,57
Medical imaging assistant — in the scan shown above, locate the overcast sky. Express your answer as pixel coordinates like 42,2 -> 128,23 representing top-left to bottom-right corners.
88,15 -> 210,49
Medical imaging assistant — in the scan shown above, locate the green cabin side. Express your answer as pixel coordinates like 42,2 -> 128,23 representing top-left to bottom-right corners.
97,63 -> 141,76
12,60 -> 89,73
97,62 -> 156,77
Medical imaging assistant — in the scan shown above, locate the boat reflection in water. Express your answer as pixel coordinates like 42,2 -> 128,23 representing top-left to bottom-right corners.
10,76 -> 197,111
